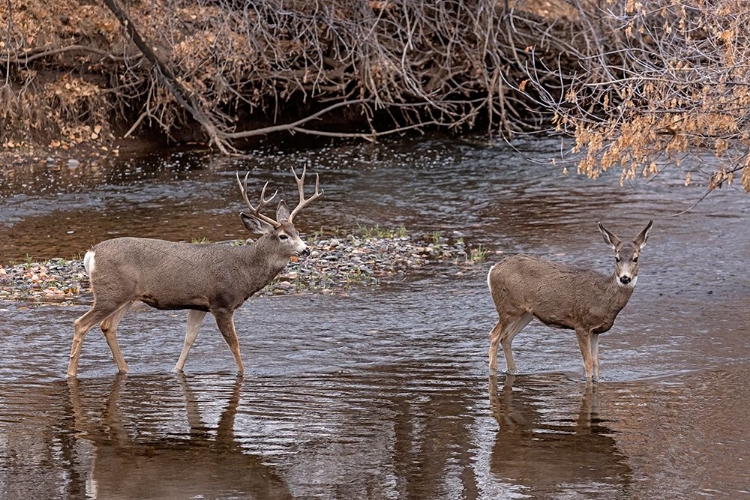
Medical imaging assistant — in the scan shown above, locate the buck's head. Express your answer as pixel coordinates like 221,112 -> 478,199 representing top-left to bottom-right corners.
237,168 -> 322,260
598,220 -> 653,288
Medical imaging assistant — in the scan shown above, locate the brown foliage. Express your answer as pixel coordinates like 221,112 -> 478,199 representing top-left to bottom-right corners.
525,0 -> 750,192
0,0 -> 122,148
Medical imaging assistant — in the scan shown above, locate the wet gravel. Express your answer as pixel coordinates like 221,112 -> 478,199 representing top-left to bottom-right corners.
0,232 -> 483,304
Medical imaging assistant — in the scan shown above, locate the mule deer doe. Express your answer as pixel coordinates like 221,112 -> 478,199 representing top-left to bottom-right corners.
487,221 -> 653,380
67,168 -> 322,377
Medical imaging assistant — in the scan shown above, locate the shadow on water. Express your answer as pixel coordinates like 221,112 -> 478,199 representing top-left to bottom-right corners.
66,374 -> 292,500
0,364 -> 491,499
0,347 -> 749,498
488,374 -> 632,498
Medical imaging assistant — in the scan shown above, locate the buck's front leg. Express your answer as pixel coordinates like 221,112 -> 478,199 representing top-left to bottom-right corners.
174,310 -> 208,373
575,328 -> 595,381
213,309 -> 245,374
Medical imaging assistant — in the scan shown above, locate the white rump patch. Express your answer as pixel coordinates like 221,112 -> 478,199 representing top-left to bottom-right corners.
487,263 -> 496,293
83,251 -> 95,276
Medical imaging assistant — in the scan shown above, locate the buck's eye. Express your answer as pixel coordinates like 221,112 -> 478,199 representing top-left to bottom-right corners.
615,256 -> 621,262
633,256 -> 639,262
279,234 -> 288,241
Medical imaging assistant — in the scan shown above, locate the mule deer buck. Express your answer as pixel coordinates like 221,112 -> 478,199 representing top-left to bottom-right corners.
67,168 -> 322,377
487,221 -> 653,380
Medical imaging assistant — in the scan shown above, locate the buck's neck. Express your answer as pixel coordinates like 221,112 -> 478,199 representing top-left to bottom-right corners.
233,237 -> 292,293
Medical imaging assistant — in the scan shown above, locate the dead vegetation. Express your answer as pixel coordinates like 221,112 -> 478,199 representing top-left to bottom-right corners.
2,0 -> 749,195
0,0 -> 580,155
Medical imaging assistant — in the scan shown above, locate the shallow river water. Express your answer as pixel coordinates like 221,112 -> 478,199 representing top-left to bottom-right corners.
0,136 -> 749,499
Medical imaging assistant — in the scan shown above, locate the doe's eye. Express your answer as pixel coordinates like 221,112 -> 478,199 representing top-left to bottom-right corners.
615,256 -> 621,262
633,256 -> 639,262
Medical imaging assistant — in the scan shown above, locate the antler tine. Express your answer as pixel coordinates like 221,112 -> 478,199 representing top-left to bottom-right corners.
288,166 -> 323,223
235,171 -> 281,228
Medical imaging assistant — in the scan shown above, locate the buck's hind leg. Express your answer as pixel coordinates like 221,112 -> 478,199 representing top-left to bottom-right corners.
174,310 -> 208,373
68,304 -> 122,377
99,301 -> 133,373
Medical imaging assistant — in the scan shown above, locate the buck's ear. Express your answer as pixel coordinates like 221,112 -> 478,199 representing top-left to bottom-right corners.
634,220 -> 654,249
276,200 -> 290,222
240,212 -> 274,235
598,222 -> 621,250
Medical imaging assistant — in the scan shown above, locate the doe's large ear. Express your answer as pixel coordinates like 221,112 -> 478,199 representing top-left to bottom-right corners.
598,222 -> 621,250
240,212 -> 274,235
276,200 -> 291,222
634,219 -> 654,249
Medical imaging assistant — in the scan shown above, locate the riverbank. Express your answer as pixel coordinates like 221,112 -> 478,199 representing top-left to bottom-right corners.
0,231 -> 487,304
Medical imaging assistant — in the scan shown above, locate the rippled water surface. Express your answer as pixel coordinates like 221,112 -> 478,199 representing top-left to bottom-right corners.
1,136 -> 749,498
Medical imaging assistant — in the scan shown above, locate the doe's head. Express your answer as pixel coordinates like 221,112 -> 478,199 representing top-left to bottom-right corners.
598,220 -> 653,287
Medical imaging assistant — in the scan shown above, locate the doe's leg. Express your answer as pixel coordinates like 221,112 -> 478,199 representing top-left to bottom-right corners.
575,328 -> 595,380
488,321 -> 506,372
173,310 -> 208,373
213,309 -> 244,374
500,313 -> 533,374
590,332 -> 601,381
489,312 -> 533,374
99,301 -> 133,373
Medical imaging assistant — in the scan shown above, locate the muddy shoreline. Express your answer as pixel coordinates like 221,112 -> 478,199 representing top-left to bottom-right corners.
0,231 -> 484,304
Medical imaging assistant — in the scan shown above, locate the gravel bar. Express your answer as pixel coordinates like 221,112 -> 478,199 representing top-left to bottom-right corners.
1,233 -> 485,304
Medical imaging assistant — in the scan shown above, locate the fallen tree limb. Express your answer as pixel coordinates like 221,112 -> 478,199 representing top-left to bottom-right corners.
0,45 -> 139,65
100,0 -> 232,154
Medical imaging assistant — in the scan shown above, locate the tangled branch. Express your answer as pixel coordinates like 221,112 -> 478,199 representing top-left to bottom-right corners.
0,0 -> 577,152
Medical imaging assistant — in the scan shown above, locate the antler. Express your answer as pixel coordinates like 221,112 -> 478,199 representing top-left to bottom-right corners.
236,172 -> 281,228
288,166 -> 323,223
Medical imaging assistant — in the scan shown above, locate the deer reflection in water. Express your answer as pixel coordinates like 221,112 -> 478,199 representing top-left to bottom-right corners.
67,375 -> 292,500
489,374 -> 633,497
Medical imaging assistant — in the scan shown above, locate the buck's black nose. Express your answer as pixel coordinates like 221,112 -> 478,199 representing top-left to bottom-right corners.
301,248 -> 311,257
620,276 -> 631,284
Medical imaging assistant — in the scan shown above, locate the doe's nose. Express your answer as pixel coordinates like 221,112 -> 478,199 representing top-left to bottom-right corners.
619,275 -> 631,285
301,247 -> 311,257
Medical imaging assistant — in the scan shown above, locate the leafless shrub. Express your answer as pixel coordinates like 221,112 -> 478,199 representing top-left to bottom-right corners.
1,0 -> 576,152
